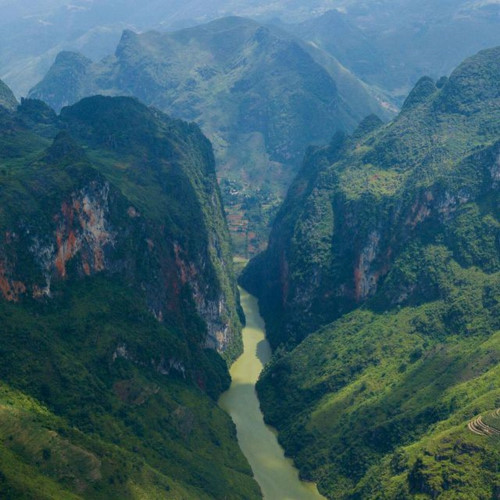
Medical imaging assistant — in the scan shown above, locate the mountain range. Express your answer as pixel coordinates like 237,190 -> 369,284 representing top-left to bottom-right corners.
0,4 -> 499,499
290,1 -> 500,100
0,0 -> 353,98
3,0 -> 500,103
28,16 -> 390,256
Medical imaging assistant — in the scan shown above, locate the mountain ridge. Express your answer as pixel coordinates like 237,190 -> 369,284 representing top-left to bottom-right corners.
242,46 -> 500,347
241,46 -> 500,499
291,2 -> 500,100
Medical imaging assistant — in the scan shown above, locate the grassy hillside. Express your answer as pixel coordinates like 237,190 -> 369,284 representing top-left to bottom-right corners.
257,246 -> 499,498
0,278 -> 259,499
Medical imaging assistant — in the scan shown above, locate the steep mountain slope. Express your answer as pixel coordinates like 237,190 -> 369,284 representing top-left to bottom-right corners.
241,47 -> 500,498
29,16 -> 389,256
0,90 -> 260,498
243,46 -> 500,348
291,1 -> 500,101
257,287 -> 499,499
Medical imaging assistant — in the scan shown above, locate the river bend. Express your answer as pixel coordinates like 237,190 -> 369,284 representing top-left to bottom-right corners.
219,288 -> 324,500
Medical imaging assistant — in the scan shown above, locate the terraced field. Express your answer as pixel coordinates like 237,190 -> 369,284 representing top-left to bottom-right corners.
468,409 -> 500,437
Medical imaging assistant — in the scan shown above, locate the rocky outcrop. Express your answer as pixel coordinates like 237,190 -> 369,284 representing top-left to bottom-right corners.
28,181 -> 115,289
0,79 -> 18,111
0,86 -> 261,500
250,48 -> 500,500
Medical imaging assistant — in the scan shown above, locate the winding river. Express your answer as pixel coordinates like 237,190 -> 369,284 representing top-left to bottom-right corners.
219,287 -> 324,500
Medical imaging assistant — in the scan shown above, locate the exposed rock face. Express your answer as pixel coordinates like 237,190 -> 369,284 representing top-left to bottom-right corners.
491,151 -> 500,187
0,95 -> 241,360
241,47 -> 500,348
30,182 -> 115,286
248,47 -> 500,500
0,259 -> 26,301
354,230 -> 381,301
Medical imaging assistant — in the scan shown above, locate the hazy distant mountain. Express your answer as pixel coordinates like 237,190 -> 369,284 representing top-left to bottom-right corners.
291,1 -> 500,100
0,0 -> 341,98
0,78 -> 17,110
29,16 -> 390,255
3,0 -> 499,100
3,0 -> 500,101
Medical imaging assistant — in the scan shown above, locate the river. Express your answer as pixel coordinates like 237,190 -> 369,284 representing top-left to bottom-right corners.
219,287 -> 325,500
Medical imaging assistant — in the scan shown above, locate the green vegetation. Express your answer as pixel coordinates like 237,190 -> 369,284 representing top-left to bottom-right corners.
0,92 -> 259,498
242,47 -> 500,498
242,46 -> 500,348
0,278 -> 258,499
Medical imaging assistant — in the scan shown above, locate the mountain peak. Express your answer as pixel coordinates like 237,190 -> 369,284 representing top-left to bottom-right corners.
352,113 -> 384,140
401,76 -> 437,112
120,28 -> 139,39
54,50 -> 92,67
44,131 -> 87,166
59,95 -> 158,152
28,52 -> 93,112
201,15 -> 260,32
115,28 -> 141,53
18,98 -> 57,124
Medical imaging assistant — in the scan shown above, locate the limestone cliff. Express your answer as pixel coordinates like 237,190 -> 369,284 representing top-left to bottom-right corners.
0,95 -> 242,362
245,47 -> 500,500
0,90 -> 259,498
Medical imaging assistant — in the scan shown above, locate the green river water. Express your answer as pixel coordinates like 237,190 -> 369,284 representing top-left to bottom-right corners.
219,288 -> 325,500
